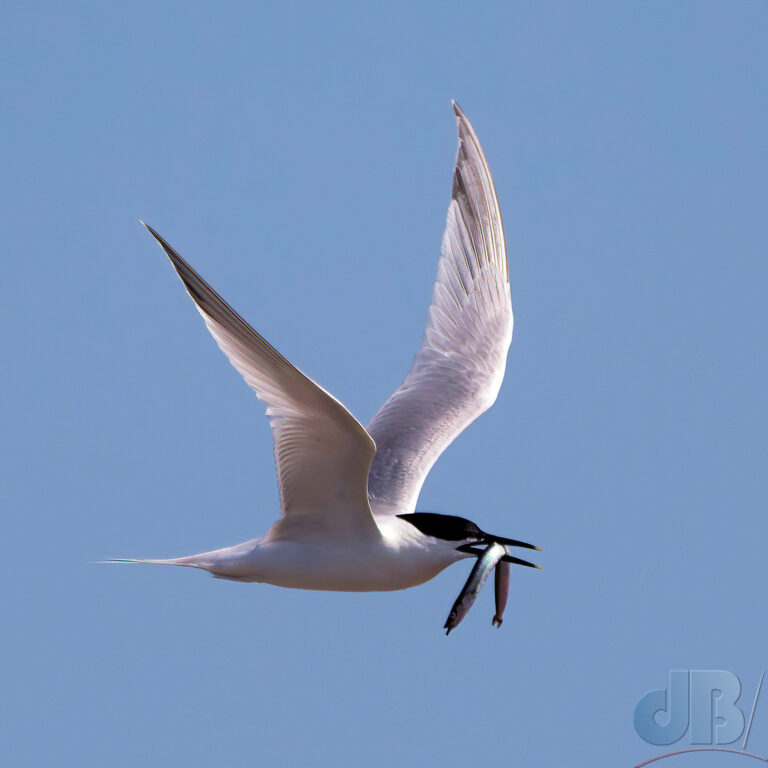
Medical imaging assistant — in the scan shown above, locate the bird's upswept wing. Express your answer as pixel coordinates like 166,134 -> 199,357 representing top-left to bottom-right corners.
143,224 -> 379,538
366,102 -> 513,516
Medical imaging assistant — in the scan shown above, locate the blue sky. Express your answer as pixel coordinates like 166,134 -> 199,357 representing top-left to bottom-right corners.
3,1 -> 768,766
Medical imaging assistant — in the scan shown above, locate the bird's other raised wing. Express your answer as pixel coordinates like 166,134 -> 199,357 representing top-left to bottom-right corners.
142,223 -> 379,538
366,102 -> 513,516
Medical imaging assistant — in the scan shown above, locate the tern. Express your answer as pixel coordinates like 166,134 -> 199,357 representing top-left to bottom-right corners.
108,102 -> 540,625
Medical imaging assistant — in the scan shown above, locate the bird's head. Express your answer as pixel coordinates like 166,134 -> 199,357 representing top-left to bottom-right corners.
396,512 -> 540,568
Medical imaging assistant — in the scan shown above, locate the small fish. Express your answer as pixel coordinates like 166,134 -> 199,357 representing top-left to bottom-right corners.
444,542 -> 506,634
492,560 -> 510,628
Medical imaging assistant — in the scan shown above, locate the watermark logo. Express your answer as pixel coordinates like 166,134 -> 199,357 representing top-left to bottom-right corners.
634,670 -> 765,766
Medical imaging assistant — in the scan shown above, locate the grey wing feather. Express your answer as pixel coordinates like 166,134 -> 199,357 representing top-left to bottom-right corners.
143,223 -> 378,536
366,102 -> 513,515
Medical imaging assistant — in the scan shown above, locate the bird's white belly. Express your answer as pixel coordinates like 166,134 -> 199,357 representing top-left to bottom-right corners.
208,537 -> 459,592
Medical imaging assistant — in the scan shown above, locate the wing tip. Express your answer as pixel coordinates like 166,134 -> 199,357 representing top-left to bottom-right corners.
140,220 -> 188,275
140,220 -> 178,262
450,99 -> 477,144
140,219 -> 166,248
451,99 -> 471,144
448,100 -> 510,284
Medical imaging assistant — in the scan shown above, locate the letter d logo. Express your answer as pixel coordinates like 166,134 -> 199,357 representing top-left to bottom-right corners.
634,670 -> 690,745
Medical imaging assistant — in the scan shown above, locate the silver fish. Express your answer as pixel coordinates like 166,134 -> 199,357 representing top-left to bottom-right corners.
492,560 -> 510,627
444,542 -> 506,634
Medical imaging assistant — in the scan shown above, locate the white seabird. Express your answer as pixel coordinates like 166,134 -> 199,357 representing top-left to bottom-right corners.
108,102 -> 539,624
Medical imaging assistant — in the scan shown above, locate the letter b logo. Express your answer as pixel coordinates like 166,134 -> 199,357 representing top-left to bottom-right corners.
634,670 -> 744,746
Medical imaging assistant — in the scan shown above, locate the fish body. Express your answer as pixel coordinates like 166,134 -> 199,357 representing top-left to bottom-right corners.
444,542 -> 507,634
493,560 -> 510,627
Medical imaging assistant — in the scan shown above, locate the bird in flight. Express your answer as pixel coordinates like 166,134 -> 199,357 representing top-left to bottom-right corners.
109,102 -> 540,632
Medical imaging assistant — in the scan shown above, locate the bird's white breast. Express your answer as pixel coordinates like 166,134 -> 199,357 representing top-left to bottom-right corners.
204,516 -> 465,592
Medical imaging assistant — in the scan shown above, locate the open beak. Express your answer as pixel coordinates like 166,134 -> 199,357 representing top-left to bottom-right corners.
489,534 -> 541,551
456,543 -> 541,569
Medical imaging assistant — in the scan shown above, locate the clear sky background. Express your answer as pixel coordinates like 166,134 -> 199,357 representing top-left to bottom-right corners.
3,2 -> 767,766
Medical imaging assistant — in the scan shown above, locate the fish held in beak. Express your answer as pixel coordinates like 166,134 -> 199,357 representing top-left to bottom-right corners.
456,543 -> 540,570
492,560 -> 510,628
444,542 -> 506,634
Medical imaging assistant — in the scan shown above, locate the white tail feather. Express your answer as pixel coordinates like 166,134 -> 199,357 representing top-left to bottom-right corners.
95,557 -> 205,569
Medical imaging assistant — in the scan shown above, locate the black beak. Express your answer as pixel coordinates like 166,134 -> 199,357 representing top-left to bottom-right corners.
486,534 -> 540,551
456,543 -> 541,569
